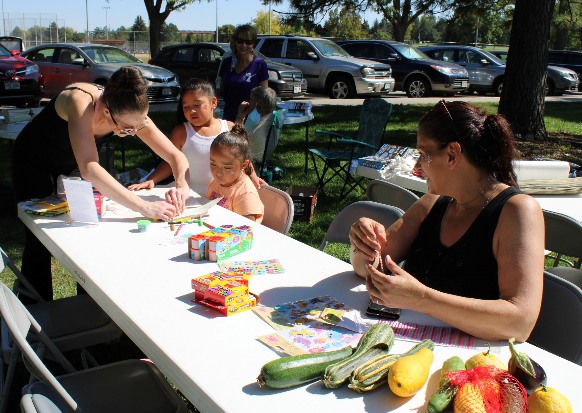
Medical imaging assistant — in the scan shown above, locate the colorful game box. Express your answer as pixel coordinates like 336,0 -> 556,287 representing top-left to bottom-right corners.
188,225 -> 253,262
191,271 -> 257,316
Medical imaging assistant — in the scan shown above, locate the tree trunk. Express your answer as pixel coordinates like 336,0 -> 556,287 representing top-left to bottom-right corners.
149,17 -> 163,57
498,0 -> 555,142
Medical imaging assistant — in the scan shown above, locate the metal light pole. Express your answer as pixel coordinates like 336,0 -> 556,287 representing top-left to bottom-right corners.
215,0 -> 218,43
103,6 -> 110,39
1,0 -> 5,37
86,0 -> 90,42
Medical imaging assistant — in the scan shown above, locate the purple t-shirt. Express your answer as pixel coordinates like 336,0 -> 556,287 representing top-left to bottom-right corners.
219,55 -> 269,122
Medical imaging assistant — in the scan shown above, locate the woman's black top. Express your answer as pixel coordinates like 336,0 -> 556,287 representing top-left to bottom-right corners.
12,85 -> 111,200
403,187 -> 520,300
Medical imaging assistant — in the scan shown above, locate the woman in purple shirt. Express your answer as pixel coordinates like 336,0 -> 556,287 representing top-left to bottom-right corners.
219,24 -> 268,122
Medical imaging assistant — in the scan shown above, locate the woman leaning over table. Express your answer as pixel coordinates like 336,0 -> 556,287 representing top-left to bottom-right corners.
218,24 -> 268,122
349,101 -> 544,342
12,66 -> 190,301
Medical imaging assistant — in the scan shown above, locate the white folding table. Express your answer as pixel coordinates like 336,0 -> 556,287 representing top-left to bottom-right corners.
18,187 -> 582,412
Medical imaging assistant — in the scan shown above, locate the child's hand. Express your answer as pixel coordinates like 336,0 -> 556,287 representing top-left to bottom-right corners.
128,180 -> 154,191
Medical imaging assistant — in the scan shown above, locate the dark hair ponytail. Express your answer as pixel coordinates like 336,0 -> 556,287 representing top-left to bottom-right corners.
103,66 -> 148,115
418,101 -> 517,186
211,124 -> 253,175
481,115 -> 517,186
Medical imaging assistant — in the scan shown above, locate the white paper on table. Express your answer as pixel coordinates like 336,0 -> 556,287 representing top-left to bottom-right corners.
63,178 -> 99,224
180,196 -> 223,218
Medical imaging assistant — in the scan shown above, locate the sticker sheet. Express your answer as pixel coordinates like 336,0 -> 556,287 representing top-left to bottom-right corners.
218,258 -> 285,275
254,296 -> 368,355
254,295 -> 478,355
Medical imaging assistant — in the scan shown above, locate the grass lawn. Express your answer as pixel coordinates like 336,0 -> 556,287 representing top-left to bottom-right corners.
0,100 -> 580,410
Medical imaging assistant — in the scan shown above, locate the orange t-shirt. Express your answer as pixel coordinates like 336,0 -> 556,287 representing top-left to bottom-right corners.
206,175 -> 264,223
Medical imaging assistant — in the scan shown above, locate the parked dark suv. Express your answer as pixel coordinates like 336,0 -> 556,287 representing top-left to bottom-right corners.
548,50 -> 582,91
150,42 -> 306,99
337,40 -> 469,97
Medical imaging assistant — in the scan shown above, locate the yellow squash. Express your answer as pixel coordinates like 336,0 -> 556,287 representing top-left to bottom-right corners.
387,347 -> 434,397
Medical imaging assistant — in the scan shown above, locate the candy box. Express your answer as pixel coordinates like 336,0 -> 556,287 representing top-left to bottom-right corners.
188,234 -> 209,261
191,271 -> 251,293
197,294 -> 258,316
210,227 -> 254,261
203,281 -> 248,306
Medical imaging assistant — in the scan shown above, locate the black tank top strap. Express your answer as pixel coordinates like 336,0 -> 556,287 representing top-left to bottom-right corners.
62,84 -> 104,105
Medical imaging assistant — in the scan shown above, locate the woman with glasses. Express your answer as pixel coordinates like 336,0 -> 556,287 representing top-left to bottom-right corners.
12,66 -> 190,301
218,24 -> 268,122
349,101 -> 544,342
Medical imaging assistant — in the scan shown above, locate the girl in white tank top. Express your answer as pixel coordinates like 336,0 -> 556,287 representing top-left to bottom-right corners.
128,79 -> 234,195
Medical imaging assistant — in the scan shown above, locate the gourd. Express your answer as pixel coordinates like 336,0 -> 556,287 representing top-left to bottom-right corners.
322,323 -> 395,388
348,339 -> 434,393
388,347 -> 434,397
427,355 -> 466,412
256,345 -> 353,389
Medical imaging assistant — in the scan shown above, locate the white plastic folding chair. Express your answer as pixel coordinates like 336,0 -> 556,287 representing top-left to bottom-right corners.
257,184 -> 294,235
0,247 -> 122,413
319,200 -> 404,252
366,179 -> 419,212
528,271 -> 582,365
0,282 -> 189,413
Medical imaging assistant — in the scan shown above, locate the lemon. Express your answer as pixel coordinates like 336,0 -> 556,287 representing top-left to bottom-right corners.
454,383 -> 487,413
388,347 -> 434,397
528,385 -> 572,413
454,378 -> 501,413
465,349 -> 506,370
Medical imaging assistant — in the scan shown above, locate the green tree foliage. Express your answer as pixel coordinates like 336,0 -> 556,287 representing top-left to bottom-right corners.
551,0 -> 582,49
130,15 -> 149,42
253,10 -> 283,35
369,18 -> 392,39
324,6 -> 368,39
161,22 -> 181,42
218,24 -> 236,43
444,2 -> 512,45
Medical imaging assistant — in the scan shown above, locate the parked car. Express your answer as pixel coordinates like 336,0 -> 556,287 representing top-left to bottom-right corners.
0,36 -> 25,53
151,42 -> 306,99
22,43 -> 180,103
0,42 -> 42,107
337,40 -> 469,97
547,50 -> 582,91
419,45 -> 506,96
490,50 -> 579,95
255,35 -> 394,99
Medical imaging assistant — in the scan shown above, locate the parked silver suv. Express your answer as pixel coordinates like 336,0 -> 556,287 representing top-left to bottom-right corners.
255,35 -> 395,99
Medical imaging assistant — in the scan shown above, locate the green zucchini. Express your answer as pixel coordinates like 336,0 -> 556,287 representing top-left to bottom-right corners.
323,323 -> 395,389
348,339 -> 435,393
427,355 -> 466,413
257,346 -> 353,389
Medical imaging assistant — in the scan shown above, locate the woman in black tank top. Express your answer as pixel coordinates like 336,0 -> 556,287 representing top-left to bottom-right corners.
12,66 -> 191,301
349,101 -> 544,342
